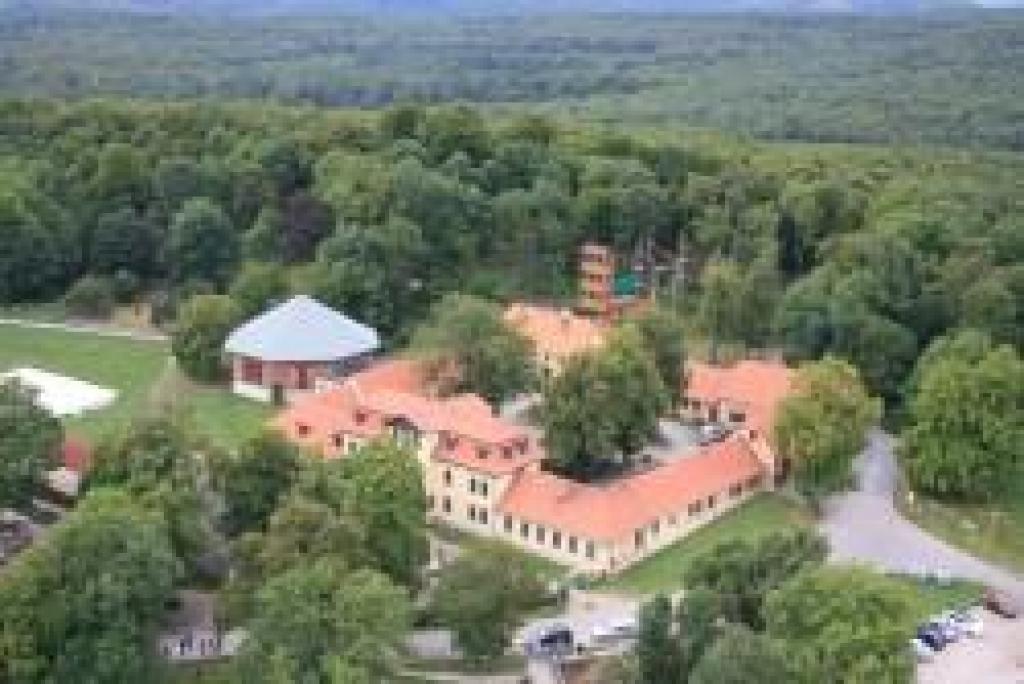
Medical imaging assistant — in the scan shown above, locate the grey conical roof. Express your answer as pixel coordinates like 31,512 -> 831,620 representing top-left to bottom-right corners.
224,295 -> 379,362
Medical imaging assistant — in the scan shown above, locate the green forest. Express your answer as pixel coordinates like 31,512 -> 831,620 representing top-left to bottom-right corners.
0,10 -> 1021,148
1,8 -> 1022,683
2,97 -> 1021,412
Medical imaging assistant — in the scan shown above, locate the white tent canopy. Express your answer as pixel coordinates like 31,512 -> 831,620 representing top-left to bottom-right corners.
2,367 -> 117,417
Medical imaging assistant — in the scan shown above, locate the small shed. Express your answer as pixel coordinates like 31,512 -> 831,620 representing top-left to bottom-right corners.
224,295 -> 380,404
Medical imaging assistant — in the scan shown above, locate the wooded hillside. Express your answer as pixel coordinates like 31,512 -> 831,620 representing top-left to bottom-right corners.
2,99 -> 1020,411
0,11 -> 1020,148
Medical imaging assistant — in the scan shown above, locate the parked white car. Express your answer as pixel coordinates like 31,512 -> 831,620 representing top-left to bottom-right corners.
932,613 -> 961,643
949,610 -> 984,638
911,638 -> 935,662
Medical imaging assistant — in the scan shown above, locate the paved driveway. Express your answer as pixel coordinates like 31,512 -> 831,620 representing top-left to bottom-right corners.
916,613 -> 1024,684
820,430 -> 1024,601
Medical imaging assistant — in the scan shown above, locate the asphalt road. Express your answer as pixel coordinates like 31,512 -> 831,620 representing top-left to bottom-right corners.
820,430 -> 1024,601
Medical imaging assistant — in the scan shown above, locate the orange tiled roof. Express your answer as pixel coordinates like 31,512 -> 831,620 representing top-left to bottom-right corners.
346,358 -> 427,396
504,304 -> 606,361
498,436 -> 765,544
273,365 -> 539,475
684,360 -> 793,433
432,428 -> 542,475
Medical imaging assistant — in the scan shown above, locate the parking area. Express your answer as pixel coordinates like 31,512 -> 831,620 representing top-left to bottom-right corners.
917,614 -> 1024,683
518,590 -> 640,655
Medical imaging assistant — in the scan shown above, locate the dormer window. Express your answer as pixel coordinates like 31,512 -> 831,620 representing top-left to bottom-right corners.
354,411 -> 367,425
477,447 -> 489,460
502,446 -> 514,459
297,423 -> 310,437
518,440 -> 528,455
446,434 -> 459,451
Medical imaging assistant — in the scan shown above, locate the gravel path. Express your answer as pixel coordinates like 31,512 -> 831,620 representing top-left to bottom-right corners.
820,430 -> 1024,601
0,318 -> 167,342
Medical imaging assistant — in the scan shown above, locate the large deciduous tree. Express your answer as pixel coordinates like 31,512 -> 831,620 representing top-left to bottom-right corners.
171,294 -> 240,382
228,260 -> 290,320
231,493 -> 368,617
542,327 -> 668,481
636,594 -> 683,684
314,216 -> 428,338
765,567 -> 915,684
636,588 -> 720,684
699,258 -> 748,355
167,197 -> 238,286
690,624 -> 793,684
0,489 -> 178,683
238,561 -> 410,682
411,293 -> 533,404
86,416 -> 206,566
600,327 -> 671,456
900,331 -> 1024,500
89,207 -> 159,278
433,544 -> 547,663
684,529 -> 828,630
339,439 -> 428,587
0,189 -> 66,303
212,431 -> 300,538
0,379 -> 62,509
630,304 -> 687,403
774,357 -> 880,498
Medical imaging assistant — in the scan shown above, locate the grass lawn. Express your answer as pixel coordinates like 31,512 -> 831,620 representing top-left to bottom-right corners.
0,302 -> 69,323
602,493 -> 812,594
0,323 -> 271,449
890,575 -> 985,621
899,479 -> 1024,575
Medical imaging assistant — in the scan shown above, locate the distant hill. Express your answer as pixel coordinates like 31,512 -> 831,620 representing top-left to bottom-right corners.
2,0 -> 992,16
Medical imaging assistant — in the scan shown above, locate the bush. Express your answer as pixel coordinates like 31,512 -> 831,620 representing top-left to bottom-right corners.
172,294 -> 240,382
63,275 -> 115,319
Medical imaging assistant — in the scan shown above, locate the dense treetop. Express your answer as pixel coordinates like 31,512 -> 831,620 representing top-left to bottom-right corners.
0,98 -> 1019,418
0,11 -> 1020,149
